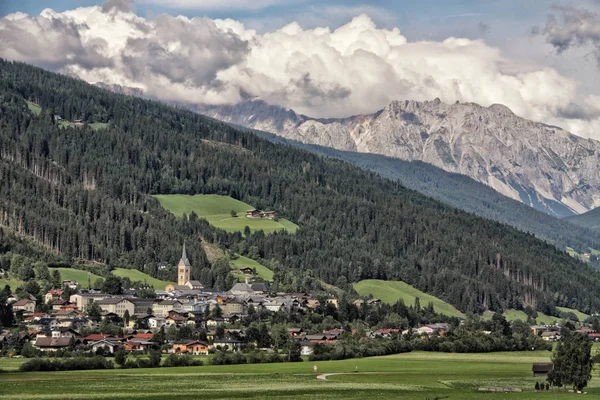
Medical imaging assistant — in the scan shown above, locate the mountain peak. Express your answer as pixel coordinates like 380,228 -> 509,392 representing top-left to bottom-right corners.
197,98 -> 600,217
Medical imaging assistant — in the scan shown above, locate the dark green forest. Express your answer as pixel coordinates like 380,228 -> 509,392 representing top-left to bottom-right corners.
1,60 -> 600,315
566,207 -> 600,232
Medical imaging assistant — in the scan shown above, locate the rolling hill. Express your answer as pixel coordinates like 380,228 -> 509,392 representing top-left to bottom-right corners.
353,280 -> 465,318
2,60 -> 600,315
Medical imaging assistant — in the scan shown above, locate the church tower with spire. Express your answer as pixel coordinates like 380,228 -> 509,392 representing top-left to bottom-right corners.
178,243 -> 191,286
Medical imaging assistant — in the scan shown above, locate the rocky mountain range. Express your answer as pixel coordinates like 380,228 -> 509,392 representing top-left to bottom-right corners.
198,99 -> 600,217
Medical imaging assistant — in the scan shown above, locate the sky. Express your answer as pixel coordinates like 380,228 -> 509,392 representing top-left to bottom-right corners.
1,0 -> 600,139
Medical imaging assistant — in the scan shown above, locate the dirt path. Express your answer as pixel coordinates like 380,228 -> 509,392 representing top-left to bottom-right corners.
316,372 -> 397,381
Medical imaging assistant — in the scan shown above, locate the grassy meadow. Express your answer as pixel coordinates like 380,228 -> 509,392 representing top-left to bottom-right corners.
353,279 -> 465,318
26,101 -> 41,116
112,268 -> 174,289
1,350 -> 598,399
230,255 -> 274,281
153,194 -> 298,234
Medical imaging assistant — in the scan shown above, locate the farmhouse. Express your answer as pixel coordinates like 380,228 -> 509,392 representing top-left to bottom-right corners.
34,336 -> 73,352
239,267 -> 254,275
44,289 -> 64,303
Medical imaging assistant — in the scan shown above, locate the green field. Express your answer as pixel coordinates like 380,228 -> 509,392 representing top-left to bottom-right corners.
557,307 -> 590,322
230,255 -> 274,281
353,280 -> 465,318
0,277 -> 25,291
112,268 -> 174,289
49,268 -> 103,285
1,350 -> 598,399
89,122 -> 109,130
154,194 -> 298,234
26,101 -> 41,116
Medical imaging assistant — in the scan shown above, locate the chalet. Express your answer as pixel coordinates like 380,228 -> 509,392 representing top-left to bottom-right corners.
84,333 -> 116,342
246,209 -> 261,218
367,298 -> 381,305
96,298 -> 135,318
239,267 -> 254,275
251,283 -> 269,294
91,339 -> 122,354
306,299 -> 320,309
44,289 -> 64,303
12,298 -> 36,313
165,314 -> 188,327
532,363 -> 554,377
262,211 -> 278,220
34,336 -> 73,352
171,340 -> 209,355
264,302 -> 285,312
148,316 -> 166,329
123,339 -> 153,352
51,299 -> 69,311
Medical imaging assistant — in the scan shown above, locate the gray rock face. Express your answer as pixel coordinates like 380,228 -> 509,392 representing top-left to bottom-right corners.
199,99 -> 600,217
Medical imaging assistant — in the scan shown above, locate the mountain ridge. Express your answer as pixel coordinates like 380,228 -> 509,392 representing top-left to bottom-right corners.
198,98 -> 600,217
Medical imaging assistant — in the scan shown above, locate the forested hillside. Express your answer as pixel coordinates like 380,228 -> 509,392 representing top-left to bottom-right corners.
566,207 -> 600,232
1,60 -> 600,315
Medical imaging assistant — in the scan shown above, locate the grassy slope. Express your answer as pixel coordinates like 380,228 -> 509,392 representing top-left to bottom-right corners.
353,280 -> 465,318
2,350 -> 598,399
153,194 -> 298,234
557,306 -> 590,322
112,268 -> 174,289
230,255 -> 274,281
26,101 -> 41,116
49,268 -> 102,285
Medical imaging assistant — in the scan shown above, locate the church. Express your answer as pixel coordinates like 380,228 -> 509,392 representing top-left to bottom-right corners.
164,244 -> 204,292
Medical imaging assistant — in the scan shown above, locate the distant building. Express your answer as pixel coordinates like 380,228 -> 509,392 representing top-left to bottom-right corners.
532,363 -> 554,377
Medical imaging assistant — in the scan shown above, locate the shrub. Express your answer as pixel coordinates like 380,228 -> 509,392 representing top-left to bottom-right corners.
19,356 -> 113,372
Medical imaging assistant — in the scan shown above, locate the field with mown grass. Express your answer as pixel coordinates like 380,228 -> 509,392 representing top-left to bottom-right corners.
26,101 -> 41,116
353,279 -> 465,318
230,255 -> 274,281
557,307 -> 590,322
112,268 -> 174,289
153,194 -> 298,234
1,350 -> 599,399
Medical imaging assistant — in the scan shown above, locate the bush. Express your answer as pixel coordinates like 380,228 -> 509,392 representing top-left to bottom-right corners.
535,382 -> 540,390
19,356 -> 113,372
163,354 -> 203,367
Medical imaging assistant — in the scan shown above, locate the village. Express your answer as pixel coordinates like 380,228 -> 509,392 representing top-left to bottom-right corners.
2,246 -> 599,368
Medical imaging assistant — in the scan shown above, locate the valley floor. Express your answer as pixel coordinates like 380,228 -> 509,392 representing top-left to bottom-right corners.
1,350 -> 598,399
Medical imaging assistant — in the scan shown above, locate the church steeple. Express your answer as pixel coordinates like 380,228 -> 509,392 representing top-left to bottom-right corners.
181,243 -> 189,266
178,243 -> 191,285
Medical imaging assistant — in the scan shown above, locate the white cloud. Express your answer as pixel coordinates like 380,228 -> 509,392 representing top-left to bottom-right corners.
1,3 -> 600,139
138,0 -> 290,11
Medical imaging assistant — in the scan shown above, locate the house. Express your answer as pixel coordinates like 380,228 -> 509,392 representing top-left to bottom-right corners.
532,363 -> 554,377
90,339 -> 122,354
51,299 -> 69,311
63,280 -> 78,289
239,267 -> 254,275
34,336 -> 73,352
229,281 -> 254,296
287,328 -> 303,337
152,299 -> 182,317
96,298 -> 135,318
306,299 -> 320,309
44,289 -> 64,303
12,298 -> 36,313
148,316 -> 166,329
300,342 -> 316,356
171,340 -> 209,355
206,317 -> 225,328
211,338 -> 243,352
70,293 -> 106,311
541,331 -> 562,341
221,300 -> 245,315
165,314 -> 187,327
129,299 -> 155,316
186,280 -> 204,290
262,211 -> 278,220
325,298 -> 338,308
246,209 -> 261,218
250,283 -> 269,294
352,299 -> 365,307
